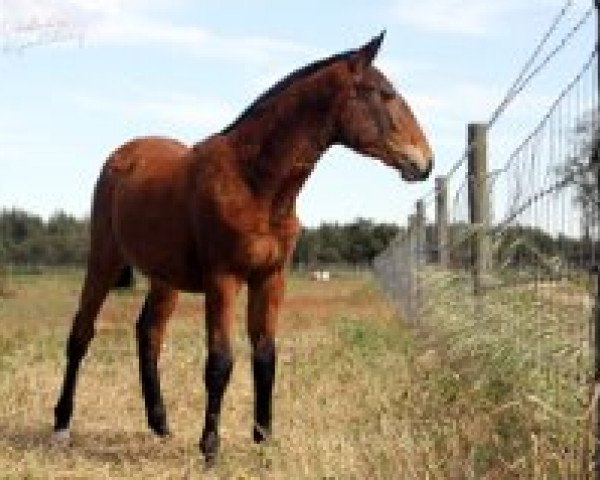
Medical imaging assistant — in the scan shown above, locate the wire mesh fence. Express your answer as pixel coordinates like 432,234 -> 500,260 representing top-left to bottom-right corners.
374,2 -> 599,476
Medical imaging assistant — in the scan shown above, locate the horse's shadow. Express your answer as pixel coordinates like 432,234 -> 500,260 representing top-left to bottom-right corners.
0,419 -> 191,465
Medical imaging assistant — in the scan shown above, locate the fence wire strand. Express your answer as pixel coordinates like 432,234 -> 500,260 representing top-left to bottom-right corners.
418,1 -> 592,204
487,0 -> 576,128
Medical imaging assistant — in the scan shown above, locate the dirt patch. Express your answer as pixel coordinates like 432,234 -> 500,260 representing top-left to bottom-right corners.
283,294 -> 354,310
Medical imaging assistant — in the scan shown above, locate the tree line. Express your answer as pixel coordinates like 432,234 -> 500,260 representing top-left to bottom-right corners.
293,219 -> 400,266
0,208 -> 593,270
0,209 -> 400,268
430,223 -> 593,270
0,209 -> 88,266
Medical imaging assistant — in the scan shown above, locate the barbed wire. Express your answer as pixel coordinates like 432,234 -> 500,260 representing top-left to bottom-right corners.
417,1 -> 591,204
487,3 -> 591,129
488,46 -> 598,185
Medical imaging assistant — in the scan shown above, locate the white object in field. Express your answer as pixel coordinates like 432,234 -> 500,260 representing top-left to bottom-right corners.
310,270 -> 331,282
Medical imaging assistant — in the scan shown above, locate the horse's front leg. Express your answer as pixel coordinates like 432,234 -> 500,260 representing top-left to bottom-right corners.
247,268 -> 284,443
199,274 -> 240,464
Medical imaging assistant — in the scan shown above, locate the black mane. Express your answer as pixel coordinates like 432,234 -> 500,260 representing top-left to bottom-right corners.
221,49 -> 354,134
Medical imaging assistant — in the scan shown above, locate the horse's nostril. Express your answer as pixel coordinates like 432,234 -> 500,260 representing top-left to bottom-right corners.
419,159 -> 433,180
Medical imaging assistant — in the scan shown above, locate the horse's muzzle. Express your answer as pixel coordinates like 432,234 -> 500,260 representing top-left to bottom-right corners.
417,157 -> 434,180
400,154 -> 433,182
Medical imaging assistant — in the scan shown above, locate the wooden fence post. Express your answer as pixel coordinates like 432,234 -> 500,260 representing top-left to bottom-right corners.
468,123 -> 490,295
415,201 -> 426,321
435,176 -> 449,267
415,200 -> 426,266
407,214 -> 418,321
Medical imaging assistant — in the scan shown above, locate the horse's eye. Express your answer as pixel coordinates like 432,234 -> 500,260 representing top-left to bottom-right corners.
380,88 -> 395,101
356,84 -> 376,97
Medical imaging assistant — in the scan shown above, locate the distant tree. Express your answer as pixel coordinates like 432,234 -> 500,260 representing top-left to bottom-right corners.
292,219 -> 400,267
45,212 -> 89,264
0,209 -> 88,266
556,109 -> 599,228
495,225 -> 557,267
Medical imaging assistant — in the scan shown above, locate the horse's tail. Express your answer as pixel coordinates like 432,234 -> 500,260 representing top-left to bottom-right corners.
113,265 -> 135,289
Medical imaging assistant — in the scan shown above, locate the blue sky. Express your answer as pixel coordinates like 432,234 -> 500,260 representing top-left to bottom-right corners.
0,0 -> 595,226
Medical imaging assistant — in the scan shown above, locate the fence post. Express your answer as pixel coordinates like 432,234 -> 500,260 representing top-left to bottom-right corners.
415,201 -> 426,320
415,200 -> 426,266
407,214 -> 418,321
398,231 -> 410,320
435,176 -> 449,267
468,123 -> 490,295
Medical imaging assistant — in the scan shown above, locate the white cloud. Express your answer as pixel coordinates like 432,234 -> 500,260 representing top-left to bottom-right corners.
0,0 -> 315,65
87,15 -> 208,47
392,0 -> 581,36
0,0 -> 95,50
0,0 -> 164,22
394,0 -> 508,36
74,92 -> 236,134
376,55 -> 433,79
87,16 -> 316,65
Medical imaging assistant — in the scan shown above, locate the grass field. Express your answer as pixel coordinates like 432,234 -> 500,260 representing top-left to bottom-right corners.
0,269 -> 594,478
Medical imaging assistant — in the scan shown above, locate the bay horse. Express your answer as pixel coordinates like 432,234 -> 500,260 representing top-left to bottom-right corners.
52,32 -> 433,463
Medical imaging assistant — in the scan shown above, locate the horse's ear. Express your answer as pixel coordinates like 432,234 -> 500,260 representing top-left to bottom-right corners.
348,30 -> 386,75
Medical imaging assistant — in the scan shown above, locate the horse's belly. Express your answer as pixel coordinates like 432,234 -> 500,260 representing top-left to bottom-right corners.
117,224 -> 199,289
112,178 -> 201,290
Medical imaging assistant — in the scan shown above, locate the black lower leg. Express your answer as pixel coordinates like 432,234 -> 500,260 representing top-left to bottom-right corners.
252,338 -> 276,443
137,299 -> 168,436
199,349 -> 233,464
54,320 -> 92,431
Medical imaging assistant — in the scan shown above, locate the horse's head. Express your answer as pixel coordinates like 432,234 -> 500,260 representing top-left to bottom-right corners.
333,32 -> 433,182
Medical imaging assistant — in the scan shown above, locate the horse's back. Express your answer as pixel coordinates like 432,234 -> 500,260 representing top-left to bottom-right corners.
104,137 -> 189,176
91,136 -> 199,288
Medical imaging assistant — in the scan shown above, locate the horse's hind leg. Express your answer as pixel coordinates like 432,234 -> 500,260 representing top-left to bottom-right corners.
53,248 -> 124,437
136,280 -> 178,436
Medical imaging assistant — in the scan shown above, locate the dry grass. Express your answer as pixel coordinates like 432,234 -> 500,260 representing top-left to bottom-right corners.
0,268 -> 593,478
413,267 -> 595,479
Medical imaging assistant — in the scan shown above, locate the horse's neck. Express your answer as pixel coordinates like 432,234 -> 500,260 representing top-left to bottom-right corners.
229,97 -> 336,218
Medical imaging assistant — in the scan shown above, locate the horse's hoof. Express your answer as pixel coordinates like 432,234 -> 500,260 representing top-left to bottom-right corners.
199,431 -> 219,466
253,424 -> 271,444
50,428 -> 71,446
148,410 -> 170,437
149,418 -> 170,437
